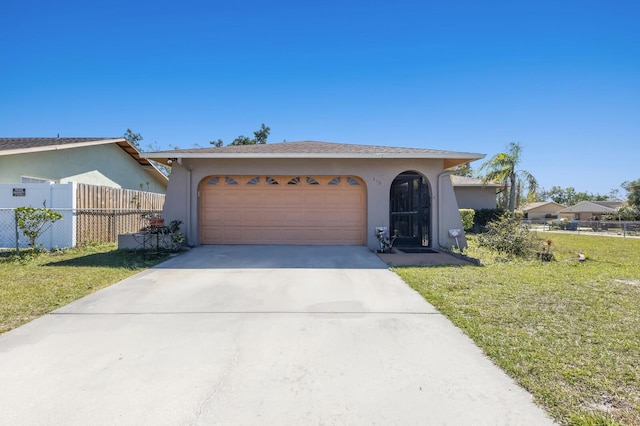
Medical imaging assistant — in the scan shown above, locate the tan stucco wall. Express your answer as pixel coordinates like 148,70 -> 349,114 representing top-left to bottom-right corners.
0,144 -> 166,193
162,157 -> 467,251
525,204 -> 565,220
453,187 -> 497,210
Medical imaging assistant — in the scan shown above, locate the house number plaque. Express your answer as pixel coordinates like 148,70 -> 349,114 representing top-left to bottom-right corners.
12,188 -> 26,197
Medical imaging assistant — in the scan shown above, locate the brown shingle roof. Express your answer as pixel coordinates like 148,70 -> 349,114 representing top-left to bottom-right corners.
161,140 -> 475,155
145,141 -> 485,168
520,201 -> 566,211
558,201 -> 619,214
0,137 -> 168,182
0,137 -> 119,152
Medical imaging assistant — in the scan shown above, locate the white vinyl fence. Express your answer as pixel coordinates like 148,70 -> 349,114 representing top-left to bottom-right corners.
1,182 -> 163,250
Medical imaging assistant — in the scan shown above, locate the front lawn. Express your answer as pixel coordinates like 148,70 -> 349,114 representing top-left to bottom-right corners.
396,233 -> 640,425
0,245 -> 169,334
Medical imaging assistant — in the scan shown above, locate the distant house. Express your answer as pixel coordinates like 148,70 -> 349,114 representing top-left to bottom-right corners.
451,175 -> 503,210
557,200 -> 625,221
520,201 -> 566,220
0,137 -> 167,192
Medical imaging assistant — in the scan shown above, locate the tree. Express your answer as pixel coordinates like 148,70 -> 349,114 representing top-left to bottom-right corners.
622,178 -> 640,209
542,186 -> 584,205
479,142 -> 537,212
450,163 -> 473,177
123,129 -> 143,149
539,186 -> 617,206
15,207 -> 63,249
210,124 -> 271,146
616,205 -> 640,221
252,123 -> 270,144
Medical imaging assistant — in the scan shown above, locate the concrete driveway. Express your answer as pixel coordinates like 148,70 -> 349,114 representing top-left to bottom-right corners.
0,246 -> 553,425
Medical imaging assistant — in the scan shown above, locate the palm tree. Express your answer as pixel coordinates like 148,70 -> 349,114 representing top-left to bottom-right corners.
479,142 -> 538,212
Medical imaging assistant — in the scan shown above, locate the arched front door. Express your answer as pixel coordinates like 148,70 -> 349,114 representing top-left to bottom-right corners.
389,171 -> 430,247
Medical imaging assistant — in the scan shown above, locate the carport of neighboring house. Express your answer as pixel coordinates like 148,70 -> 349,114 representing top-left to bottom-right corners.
144,141 -> 485,250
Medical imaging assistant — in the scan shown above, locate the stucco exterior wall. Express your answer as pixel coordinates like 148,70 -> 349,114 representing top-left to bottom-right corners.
453,187 -> 497,210
162,157 -> 467,251
0,144 -> 166,193
524,203 -> 565,220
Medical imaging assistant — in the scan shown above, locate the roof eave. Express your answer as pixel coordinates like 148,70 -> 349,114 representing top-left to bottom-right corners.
0,138 -> 126,156
142,151 -> 486,161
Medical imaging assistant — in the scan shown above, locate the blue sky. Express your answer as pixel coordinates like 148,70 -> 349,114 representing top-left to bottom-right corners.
1,1 -> 638,196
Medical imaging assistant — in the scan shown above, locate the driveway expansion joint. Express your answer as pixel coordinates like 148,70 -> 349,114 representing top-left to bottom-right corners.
50,311 -> 440,315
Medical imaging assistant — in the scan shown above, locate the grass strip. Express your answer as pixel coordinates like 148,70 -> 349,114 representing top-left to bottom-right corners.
0,244 -> 169,334
396,233 -> 640,425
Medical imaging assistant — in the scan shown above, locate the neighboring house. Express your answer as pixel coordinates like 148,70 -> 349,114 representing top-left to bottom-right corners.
451,175 -> 503,210
520,201 -> 566,220
144,141 -> 485,250
0,137 -> 167,192
557,200 -> 625,220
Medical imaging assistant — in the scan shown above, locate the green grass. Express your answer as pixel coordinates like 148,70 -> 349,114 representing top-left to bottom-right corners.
396,233 -> 640,426
0,244 -> 169,334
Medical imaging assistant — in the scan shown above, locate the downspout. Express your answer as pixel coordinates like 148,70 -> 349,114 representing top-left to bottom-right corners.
178,158 -> 194,246
436,169 -> 451,249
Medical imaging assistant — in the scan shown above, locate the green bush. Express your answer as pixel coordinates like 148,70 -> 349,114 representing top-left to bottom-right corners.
14,207 -> 63,249
477,213 -> 539,258
459,209 -> 475,231
602,206 -> 640,221
473,208 -> 505,229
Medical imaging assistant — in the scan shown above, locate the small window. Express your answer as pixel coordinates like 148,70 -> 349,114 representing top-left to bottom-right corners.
225,177 -> 238,185
247,177 -> 260,185
287,177 -> 301,185
347,177 -> 360,185
328,177 -> 341,185
266,177 -> 279,185
306,177 -> 319,185
206,177 -> 220,185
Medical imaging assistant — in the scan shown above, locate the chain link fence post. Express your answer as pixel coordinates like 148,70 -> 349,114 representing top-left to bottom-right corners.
14,208 -> 19,254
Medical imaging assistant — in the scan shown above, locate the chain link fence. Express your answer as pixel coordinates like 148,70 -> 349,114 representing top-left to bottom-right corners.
524,219 -> 640,237
0,208 -> 162,251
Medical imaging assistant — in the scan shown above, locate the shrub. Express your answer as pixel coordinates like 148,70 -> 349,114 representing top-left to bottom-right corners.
459,209 -> 475,231
14,207 -> 63,249
477,213 -> 539,258
473,208 -> 505,231
616,206 -> 640,221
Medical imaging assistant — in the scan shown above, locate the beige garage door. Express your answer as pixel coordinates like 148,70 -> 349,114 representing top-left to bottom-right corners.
199,175 -> 366,245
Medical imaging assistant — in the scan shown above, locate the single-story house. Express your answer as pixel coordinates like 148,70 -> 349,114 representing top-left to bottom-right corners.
519,201 -> 566,220
0,137 -> 168,192
451,175 -> 503,210
557,200 -> 625,221
145,141 -> 485,251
